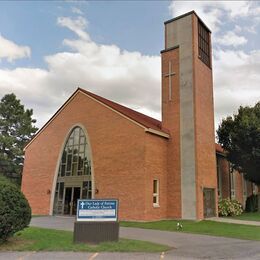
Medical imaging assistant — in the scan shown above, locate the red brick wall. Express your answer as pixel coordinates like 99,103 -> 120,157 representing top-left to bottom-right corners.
22,91 -> 167,220
161,48 -> 182,219
144,133 -> 168,220
234,171 -> 244,205
216,153 -> 257,208
217,155 -> 231,199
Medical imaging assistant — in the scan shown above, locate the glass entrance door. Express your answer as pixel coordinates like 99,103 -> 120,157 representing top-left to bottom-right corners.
53,179 -> 92,216
63,187 -> 81,215
72,187 -> 80,215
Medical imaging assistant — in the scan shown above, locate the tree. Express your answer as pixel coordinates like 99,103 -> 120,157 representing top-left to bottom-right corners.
0,93 -> 38,184
217,102 -> 260,184
0,175 -> 31,243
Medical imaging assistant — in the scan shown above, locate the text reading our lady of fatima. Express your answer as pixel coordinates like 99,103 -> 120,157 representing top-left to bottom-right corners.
77,199 -> 118,221
80,200 -> 115,210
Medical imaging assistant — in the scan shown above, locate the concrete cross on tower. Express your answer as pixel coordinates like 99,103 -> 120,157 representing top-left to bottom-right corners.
164,61 -> 176,101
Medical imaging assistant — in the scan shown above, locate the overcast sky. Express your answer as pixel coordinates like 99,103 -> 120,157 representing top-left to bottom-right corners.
0,1 -> 259,132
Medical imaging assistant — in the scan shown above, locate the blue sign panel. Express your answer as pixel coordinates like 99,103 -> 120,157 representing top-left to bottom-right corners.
77,199 -> 118,222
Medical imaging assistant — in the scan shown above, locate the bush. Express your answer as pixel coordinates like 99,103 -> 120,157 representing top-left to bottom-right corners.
245,194 -> 258,212
0,176 -> 31,243
218,198 -> 243,217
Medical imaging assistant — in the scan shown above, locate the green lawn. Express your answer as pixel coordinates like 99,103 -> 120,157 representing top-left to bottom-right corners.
228,212 -> 260,222
0,227 -> 169,252
121,220 -> 260,241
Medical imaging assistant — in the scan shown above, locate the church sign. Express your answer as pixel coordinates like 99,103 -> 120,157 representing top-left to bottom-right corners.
77,199 -> 118,222
74,199 -> 119,244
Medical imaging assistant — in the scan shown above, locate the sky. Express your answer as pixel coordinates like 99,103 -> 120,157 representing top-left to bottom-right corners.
0,1 -> 259,132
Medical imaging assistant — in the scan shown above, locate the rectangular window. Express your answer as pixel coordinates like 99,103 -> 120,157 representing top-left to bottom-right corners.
82,181 -> 92,199
230,165 -> 236,199
153,179 -> 159,207
72,162 -> 77,176
61,164 -> 66,177
198,20 -> 211,68
242,173 -> 247,208
242,173 -> 247,197
216,157 -> 222,198
253,183 -> 258,195
58,182 -> 64,201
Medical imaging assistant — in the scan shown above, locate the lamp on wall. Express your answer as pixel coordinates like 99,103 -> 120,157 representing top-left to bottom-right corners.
47,189 -> 51,195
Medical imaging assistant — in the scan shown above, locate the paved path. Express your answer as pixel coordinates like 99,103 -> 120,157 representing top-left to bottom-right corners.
27,216 -> 260,259
0,252 -> 165,260
210,216 -> 260,226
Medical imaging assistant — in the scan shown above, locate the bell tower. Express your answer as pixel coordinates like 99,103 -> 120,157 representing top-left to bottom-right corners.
161,11 -> 217,219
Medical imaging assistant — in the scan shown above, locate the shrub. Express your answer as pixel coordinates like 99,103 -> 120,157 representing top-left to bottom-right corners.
218,198 -> 243,217
245,194 -> 258,212
0,176 -> 31,243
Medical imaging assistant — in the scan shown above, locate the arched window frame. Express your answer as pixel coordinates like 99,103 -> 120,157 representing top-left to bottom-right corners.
49,124 -> 95,215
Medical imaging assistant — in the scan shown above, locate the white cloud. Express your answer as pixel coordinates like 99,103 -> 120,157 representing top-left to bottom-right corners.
213,49 -> 260,128
169,1 -> 260,130
0,6 -> 259,133
215,31 -> 247,47
57,16 -> 90,41
0,16 -> 161,127
169,1 -> 220,31
0,34 -> 30,62
169,1 -> 256,32
71,7 -> 83,15
234,25 -> 242,33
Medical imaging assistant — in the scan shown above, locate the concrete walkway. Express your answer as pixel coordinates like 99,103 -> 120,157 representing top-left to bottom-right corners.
0,252 -> 164,260
210,216 -> 260,226
28,216 -> 260,259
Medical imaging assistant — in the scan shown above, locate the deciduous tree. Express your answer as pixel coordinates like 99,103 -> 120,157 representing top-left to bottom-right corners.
217,102 -> 260,184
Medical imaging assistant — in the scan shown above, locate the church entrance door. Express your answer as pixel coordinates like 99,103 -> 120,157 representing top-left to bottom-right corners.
203,188 -> 216,218
64,186 -> 81,215
53,127 -> 93,216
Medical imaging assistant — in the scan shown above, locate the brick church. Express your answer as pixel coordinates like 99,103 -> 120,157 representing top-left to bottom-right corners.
22,11 -> 258,220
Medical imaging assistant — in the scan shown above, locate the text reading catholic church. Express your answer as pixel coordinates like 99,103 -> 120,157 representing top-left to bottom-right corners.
22,11 -> 255,220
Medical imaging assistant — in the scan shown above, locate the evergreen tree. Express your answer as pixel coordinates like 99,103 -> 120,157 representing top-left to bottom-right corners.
217,102 -> 260,184
0,93 -> 38,184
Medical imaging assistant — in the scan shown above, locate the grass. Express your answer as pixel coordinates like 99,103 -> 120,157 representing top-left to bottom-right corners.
121,219 -> 260,241
227,212 -> 260,222
0,227 -> 169,252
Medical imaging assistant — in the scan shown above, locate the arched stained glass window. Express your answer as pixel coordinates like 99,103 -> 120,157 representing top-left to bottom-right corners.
59,127 -> 91,177
53,126 -> 92,215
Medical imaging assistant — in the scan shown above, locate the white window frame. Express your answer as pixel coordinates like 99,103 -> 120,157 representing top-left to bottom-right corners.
153,179 -> 159,207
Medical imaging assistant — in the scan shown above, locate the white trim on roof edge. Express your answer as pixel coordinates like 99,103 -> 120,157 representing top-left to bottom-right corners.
145,128 -> 170,138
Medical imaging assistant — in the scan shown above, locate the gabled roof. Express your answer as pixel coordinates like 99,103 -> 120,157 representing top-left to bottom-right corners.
24,87 -> 170,150
78,88 -> 169,135
25,87 -> 224,153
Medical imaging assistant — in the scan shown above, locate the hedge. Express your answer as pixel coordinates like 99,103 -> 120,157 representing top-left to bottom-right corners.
0,176 -> 31,243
